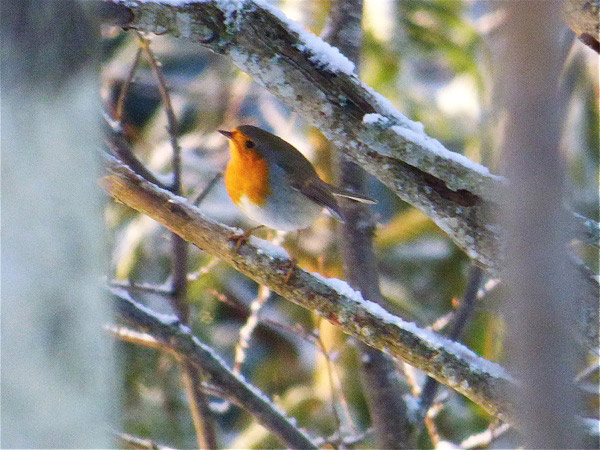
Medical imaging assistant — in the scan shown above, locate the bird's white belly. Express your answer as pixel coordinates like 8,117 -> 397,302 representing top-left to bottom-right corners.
237,184 -> 322,231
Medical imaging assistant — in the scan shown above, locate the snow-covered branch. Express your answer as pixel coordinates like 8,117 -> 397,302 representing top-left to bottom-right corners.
102,155 -> 516,422
111,287 -> 318,449
103,0 -> 598,273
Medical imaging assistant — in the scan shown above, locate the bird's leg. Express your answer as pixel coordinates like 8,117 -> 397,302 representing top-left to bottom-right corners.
228,225 -> 265,251
262,230 -> 296,282
282,259 -> 296,283
270,230 -> 297,283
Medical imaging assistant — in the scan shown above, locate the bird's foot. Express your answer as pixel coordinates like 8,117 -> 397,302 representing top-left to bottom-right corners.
228,225 -> 265,251
282,258 -> 297,283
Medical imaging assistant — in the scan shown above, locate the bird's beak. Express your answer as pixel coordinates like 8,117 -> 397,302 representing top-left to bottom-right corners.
218,130 -> 233,139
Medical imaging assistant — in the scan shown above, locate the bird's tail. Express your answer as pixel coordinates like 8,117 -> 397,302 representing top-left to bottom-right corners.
326,184 -> 377,204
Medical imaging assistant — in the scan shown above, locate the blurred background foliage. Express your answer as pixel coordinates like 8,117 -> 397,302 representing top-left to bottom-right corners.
101,0 -> 598,447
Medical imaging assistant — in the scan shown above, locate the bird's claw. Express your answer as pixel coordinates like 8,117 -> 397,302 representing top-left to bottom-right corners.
227,225 -> 264,252
282,258 -> 297,283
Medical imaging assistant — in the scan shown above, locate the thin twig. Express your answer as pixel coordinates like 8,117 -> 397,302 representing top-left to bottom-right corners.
136,33 -> 188,315
424,412 -> 441,448
109,279 -> 172,297
137,33 -> 182,193
115,431 -> 175,450
170,235 -> 189,320
575,359 -> 600,383
233,284 -> 271,374
314,321 -> 357,442
106,324 -> 165,351
192,172 -> 222,206
187,257 -> 220,281
115,46 -> 143,122
324,427 -> 374,447
399,362 -> 421,397
210,289 -> 320,348
106,43 -> 172,191
180,362 -> 217,449
419,268 -> 485,444
233,232 -> 284,374
460,422 -> 511,449
477,277 -> 500,300
136,33 -> 217,448
315,328 -> 342,442
428,310 -> 455,332
429,276 -> 498,332
417,266 -> 484,424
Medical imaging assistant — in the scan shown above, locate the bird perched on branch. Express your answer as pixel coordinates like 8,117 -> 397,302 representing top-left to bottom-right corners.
219,125 -> 375,232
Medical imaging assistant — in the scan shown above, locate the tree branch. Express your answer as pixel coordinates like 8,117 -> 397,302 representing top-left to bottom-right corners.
101,0 -> 599,273
101,155 -> 516,422
562,0 -> 600,53
111,288 -> 318,449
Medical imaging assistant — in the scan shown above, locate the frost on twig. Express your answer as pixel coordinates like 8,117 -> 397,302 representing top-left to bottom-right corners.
101,155 -> 516,422
104,0 -> 598,273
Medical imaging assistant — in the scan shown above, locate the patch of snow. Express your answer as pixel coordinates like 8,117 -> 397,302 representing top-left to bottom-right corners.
163,197 -> 242,234
436,440 -> 460,450
249,235 -> 290,259
114,288 -> 181,325
252,0 -> 356,75
312,273 -> 365,303
311,272 -> 514,381
362,85 -> 424,133
391,125 -> 492,177
216,0 -> 245,27
362,113 -> 389,125
294,31 -> 356,74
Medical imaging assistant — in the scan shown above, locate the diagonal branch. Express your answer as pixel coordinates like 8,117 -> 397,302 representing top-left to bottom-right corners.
111,288 -> 318,449
101,0 -> 598,273
101,154 -> 516,422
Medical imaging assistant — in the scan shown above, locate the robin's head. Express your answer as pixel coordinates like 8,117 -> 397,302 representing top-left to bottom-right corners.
220,125 -> 296,158
219,127 -> 257,156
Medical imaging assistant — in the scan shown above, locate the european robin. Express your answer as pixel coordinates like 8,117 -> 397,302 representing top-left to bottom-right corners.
219,125 -> 375,232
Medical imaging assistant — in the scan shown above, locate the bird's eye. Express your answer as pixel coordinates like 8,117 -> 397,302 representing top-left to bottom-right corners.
245,140 -> 255,149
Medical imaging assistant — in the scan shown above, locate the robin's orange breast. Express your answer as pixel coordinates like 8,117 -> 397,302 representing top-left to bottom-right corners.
224,145 -> 270,206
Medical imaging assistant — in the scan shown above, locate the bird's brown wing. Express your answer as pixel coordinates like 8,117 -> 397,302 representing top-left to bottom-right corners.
290,178 -> 345,223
